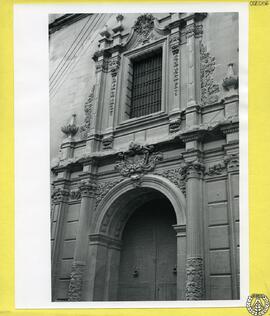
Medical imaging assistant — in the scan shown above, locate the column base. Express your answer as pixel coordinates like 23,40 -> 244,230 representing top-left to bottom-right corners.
185,256 -> 204,300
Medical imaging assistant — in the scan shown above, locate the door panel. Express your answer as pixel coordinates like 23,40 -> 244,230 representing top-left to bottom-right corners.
118,198 -> 177,301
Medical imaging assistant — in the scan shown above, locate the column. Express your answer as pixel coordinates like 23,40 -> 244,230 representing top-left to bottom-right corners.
173,224 -> 187,300
67,179 -> 96,301
184,159 -> 205,300
51,186 -> 69,300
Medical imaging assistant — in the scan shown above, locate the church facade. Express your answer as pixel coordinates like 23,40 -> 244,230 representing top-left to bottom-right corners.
49,12 -> 240,302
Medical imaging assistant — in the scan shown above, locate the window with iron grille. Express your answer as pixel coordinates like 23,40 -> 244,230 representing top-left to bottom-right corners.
130,50 -> 162,118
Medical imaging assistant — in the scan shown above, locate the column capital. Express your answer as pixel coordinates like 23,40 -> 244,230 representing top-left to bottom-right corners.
79,179 -> 97,198
181,160 -> 205,179
173,224 -> 186,237
51,186 -> 69,204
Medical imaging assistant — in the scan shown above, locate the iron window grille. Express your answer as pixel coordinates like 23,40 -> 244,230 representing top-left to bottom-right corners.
130,50 -> 162,118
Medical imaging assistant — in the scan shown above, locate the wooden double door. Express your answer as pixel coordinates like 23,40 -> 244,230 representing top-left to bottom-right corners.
118,198 -> 177,301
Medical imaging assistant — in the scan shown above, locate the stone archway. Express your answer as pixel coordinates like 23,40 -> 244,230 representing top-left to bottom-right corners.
85,174 -> 186,301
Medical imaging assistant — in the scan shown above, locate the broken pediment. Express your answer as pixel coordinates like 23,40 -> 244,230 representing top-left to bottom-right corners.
124,14 -> 168,50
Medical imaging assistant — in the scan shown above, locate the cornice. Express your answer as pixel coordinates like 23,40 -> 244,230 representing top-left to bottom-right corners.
49,14 -> 92,35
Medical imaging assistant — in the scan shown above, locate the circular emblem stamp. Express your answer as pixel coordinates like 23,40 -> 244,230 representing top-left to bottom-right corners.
246,294 -> 270,316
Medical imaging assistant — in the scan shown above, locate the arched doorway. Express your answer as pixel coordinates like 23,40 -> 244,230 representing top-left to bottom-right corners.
88,175 -> 187,301
118,197 -> 177,301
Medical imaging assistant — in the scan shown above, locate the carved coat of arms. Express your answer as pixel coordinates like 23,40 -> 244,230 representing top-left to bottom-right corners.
115,142 -> 162,180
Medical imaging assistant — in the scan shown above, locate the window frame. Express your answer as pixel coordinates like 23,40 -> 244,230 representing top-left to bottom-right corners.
115,37 -> 169,127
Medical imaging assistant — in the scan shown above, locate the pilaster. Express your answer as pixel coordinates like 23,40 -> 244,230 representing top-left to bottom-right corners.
51,186 -> 70,300
182,150 -> 205,300
67,178 -> 97,301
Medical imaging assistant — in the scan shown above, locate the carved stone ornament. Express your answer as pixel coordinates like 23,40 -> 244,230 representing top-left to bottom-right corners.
155,168 -> 186,195
61,114 -> 79,138
169,119 -> 181,133
102,135 -> 114,150
80,85 -> 95,140
181,160 -> 205,179
186,257 -> 204,300
67,262 -> 86,301
109,55 -> 121,75
95,59 -> 108,73
185,23 -> 203,38
205,161 -> 227,176
222,63 -> 238,91
69,189 -> 81,201
112,14 -> 124,33
224,154 -> 239,172
115,142 -> 163,179
169,34 -> 180,97
79,179 -> 97,197
200,43 -> 220,105
134,14 -> 155,37
51,187 -> 69,204
169,33 -> 180,54
95,178 -> 123,207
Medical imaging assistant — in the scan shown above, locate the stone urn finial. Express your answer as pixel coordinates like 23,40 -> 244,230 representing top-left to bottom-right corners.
222,63 -> 238,91
61,114 -> 79,138
113,14 -> 124,33
100,24 -> 111,38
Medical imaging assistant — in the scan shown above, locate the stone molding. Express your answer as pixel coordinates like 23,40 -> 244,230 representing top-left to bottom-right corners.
67,261 -> 86,301
89,233 -> 122,249
220,122 -> 239,135
186,257 -> 204,300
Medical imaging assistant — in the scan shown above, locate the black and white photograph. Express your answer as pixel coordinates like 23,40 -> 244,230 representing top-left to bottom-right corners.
49,11 -> 241,303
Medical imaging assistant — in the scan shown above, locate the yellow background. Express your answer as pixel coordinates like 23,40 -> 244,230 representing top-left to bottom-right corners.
0,0 -> 269,315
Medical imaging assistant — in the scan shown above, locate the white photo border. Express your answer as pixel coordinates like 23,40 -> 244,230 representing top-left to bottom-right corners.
14,2 -> 249,309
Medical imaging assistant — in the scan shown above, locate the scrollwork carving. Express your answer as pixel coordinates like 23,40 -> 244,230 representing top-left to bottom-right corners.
200,43 -> 220,105
95,178 -> 123,207
186,257 -> 204,300
155,168 -> 186,195
80,85 -> 95,140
